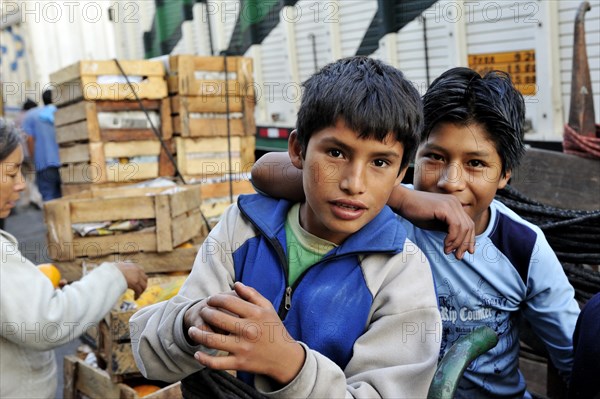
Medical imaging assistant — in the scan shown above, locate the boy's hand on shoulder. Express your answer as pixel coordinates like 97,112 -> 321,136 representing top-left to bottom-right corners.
189,282 -> 305,386
389,186 -> 475,259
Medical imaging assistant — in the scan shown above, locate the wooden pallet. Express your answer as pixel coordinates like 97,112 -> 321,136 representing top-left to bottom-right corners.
51,60 -> 167,106
63,355 -> 182,398
175,136 -> 255,179
44,185 -> 203,261
55,99 -> 172,144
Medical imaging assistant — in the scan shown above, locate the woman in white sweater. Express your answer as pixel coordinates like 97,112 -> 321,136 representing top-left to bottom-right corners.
0,118 -> 148,398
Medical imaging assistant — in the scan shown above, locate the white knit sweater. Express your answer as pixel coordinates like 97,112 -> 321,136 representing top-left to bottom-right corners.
0,229 -> 127,398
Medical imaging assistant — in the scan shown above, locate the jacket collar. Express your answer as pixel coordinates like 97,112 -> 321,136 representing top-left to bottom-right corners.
238,194 -> 407,256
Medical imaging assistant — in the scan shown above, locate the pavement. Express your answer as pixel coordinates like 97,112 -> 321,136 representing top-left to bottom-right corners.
4,204 -> 81,399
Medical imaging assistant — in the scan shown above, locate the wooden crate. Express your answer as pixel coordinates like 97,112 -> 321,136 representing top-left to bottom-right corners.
55,100 -> 172,144
167,55 -> 254,97
170,95 -> 254,137
197,179 -> 256,226
63,355 -> 182,399
167,55 -> 255,138
59,139 -> 175,184
175,136 -> 255,179
44,185 -> 203,261
51,60 -> 167,106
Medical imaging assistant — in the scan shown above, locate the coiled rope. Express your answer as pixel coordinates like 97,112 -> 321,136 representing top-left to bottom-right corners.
563,124 -> 600,160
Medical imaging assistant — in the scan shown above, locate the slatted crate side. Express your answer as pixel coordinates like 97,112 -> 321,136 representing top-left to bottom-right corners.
170,95 -> 255,138
198,179 -> 255,199
98,322 -> 139,377
63,355 -> 121,399
63,355 -> 182,399
55,99 -> 172,144
167,55 -> 254,98
44,186 -> 203,261
175,136 -> 255,178
51,60 -> 167,106
59,140 -> 174,185
55,244 -> 202,282
60,181 -> 145,198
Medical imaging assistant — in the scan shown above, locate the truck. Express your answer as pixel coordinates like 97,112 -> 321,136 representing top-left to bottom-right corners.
2,0 -> 599,153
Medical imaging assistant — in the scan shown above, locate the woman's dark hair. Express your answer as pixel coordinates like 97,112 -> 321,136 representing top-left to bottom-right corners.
296,56 -> 423,170
0,118 -> 21,161
423,67 -> 526,176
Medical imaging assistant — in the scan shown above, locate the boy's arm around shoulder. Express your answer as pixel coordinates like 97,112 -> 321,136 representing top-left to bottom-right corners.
130,204 -> 243,382
254,238 -> 442,397
388,184 -> 475,259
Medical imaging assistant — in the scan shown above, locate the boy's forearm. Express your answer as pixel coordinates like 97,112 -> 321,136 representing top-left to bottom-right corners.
387,184 -> 475,258
251,152 -> 305,201
386,184 -> 410,214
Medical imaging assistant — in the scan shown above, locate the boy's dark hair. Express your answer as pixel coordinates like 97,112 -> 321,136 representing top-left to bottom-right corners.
296,56 -> 422,170
42,89 -> 53,105
0,118 -> 21,162
422,67 -> 525,176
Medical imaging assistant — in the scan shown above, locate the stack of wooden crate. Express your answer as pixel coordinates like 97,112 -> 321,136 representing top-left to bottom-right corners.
50,60 -> 173,195
167,55 -> 256,182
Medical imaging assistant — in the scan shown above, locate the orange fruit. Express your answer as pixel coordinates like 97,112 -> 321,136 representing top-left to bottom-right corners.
175,242 -> 194,249
38,263 -> 61,288
132,384 -> 161,397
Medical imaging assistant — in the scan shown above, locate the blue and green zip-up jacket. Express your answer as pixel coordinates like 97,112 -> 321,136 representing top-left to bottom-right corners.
131,195 -> 441,398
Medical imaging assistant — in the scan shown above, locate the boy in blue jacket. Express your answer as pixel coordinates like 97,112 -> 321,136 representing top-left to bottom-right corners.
252,67 -> 580,398
131,56 -> 442,398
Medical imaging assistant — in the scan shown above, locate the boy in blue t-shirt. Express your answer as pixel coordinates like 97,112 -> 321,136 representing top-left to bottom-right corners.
252,67 -> 580,398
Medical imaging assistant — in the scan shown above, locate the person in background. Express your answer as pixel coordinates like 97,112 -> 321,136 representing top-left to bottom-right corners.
17,98 -> 43,209
0,118 -> 148,398
21,89 -> 62,201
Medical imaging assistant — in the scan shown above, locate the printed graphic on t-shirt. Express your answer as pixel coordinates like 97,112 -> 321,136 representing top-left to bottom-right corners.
437,277 -> 513,372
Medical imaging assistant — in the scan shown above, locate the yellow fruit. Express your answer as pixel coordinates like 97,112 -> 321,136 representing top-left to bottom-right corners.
132,384 -> 161,397
134,285 -> 163,308
175,242 -> 194,249
38,263 -> 61,288
154,277 -> 185,303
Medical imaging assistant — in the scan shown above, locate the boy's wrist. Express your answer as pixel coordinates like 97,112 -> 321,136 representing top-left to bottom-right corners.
268,341 -> 306,386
